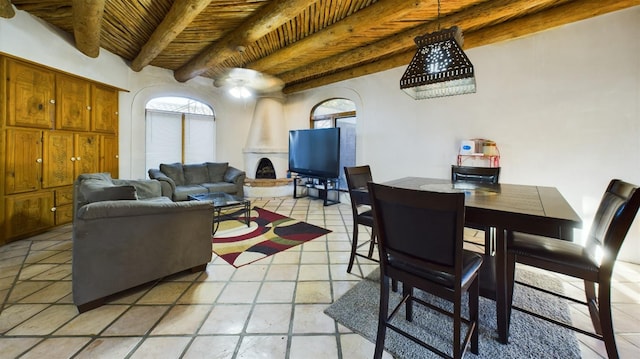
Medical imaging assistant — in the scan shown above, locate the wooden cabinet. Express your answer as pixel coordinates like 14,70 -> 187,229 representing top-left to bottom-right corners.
1,56 -> 120,244
6,59 -> 55,129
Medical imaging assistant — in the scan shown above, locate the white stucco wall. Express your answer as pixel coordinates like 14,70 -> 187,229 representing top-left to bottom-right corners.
1,6 -> 639,262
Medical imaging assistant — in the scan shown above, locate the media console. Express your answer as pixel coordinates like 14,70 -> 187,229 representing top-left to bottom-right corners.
292,175 -> 340,206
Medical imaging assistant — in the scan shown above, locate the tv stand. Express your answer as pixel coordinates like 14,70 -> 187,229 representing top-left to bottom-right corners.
293,175 -> 339,206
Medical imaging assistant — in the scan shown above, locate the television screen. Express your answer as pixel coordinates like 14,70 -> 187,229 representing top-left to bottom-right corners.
288,128 -> 340,178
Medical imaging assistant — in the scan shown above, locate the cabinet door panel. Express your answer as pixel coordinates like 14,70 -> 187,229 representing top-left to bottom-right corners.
5,129 -> 42,194
5,192 -> 54,238
7,60 -> 54,128
56,74 -> 90,131
100,135 -> 119,178
75,133 -> 100,175
91,84 -> 118,134
42,131 -> 74,188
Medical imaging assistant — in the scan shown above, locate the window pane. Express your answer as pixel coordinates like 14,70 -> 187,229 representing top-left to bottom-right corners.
185,114 -> 215,163
145,110 -> 182,169
337,117 -> 356,190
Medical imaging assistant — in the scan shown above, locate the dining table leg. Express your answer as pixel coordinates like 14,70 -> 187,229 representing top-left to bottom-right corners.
495,226 -> 509,344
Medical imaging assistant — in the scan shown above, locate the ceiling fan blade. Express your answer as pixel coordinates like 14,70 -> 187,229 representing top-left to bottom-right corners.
213,68 -> 284,93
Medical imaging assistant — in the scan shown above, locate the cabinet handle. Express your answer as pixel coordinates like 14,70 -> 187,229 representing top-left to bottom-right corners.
76,157 -> 81,161
49,99 -> 55,104
70,157 -> 76,162
51,207 -> 57,212
87,106 -> 91,110
115,155 -> 119,159
36,158 -> 42,163
114,111 -> 118,115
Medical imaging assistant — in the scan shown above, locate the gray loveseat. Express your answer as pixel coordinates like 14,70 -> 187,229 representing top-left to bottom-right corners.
72,173 -> 213,312
148,162 -> 246,201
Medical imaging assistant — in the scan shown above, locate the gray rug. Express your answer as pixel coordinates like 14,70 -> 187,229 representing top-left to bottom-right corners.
325,268 -> 581,358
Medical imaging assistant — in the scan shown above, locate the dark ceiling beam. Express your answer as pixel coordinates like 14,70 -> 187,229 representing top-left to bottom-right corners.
72,0 -> 106,58
284,0 -> 638,94
0,0 -> 15,18
131,0 -> 213,72
174,0 -> 315,82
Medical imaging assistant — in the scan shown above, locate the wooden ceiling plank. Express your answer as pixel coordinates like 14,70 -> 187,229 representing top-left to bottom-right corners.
284,0 -> 639,93
131,0 -> 213,72
0,0 -> 15,18
72,0 -> 106,58
174,0 -> 316,82
279,0 -> 557,84
248,0 -> 423,73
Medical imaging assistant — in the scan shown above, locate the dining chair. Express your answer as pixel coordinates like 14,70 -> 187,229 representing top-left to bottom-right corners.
506,179 -> 640,359
451,165 -> 501,254
368,182 -> 483,359
344,165 -> 377,273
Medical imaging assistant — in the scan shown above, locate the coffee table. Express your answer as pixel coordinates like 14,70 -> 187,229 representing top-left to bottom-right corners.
188,192 -> 251,234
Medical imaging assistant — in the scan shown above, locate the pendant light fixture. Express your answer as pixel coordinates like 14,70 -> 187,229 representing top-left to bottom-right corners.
400,0 -> 476,100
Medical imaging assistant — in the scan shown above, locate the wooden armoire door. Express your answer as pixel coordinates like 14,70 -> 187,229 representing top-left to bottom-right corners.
5,128 -> 42,194
74,133 -> 100,176
100,135 -> 119,178
5,191 -> 54,239
7,60 -> 54,129
91,84 -> 118,134
42,131 -> 74,188
56,74 -> 90,131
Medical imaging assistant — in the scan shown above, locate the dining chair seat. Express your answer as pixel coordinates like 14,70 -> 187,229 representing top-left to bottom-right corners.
344,165 -> 378,273
389,251 -> 483,289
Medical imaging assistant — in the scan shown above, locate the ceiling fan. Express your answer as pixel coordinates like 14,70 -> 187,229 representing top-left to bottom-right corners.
212,46 -> 284,98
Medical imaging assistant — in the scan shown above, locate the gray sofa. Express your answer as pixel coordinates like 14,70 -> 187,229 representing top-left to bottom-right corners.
72,173 -> 213,312
148,162 -> 246,201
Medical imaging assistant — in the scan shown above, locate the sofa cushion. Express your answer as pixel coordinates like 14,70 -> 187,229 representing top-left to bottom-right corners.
206,162 -> 228,183
184,163 -> 209,185
173,185 -> 208,201
160,162 -> 185,186
80,182 -> 138,204
113,179 -> 162,199
203,182 -> 237,194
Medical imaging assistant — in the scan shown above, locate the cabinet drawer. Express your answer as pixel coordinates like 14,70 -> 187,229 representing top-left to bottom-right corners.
55,187 -> 74,206
55,204 -> 73,225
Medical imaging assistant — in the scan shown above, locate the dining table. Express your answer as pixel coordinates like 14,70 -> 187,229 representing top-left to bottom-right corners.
370,177 -> 583,344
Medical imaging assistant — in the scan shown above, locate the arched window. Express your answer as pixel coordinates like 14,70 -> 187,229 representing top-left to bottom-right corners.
311,98 -> 356,190
145,97 -> 215,170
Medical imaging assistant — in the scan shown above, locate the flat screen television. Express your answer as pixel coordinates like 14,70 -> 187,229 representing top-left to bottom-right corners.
288,128 -> 340,179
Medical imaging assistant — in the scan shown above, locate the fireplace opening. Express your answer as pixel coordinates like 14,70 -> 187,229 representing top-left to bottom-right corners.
255,158 -> 276,179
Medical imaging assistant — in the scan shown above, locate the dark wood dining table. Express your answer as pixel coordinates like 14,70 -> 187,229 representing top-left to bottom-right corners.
372,177 -> 583,344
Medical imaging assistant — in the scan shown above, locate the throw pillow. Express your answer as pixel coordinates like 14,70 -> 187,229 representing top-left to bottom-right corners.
206,162 -> 229,183
160,162 -> 185,185
184,163 -> 209,184
81,183 -> 138,204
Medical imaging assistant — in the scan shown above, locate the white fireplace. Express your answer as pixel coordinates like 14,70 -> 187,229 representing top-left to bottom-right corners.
243,95 -> 293,197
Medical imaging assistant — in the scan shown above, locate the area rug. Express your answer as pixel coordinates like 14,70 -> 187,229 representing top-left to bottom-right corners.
325,268 -> 581,358
212,206 -> 331,267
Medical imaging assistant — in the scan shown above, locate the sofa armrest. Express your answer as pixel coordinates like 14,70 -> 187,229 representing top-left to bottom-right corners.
76,198 -> 210,220
112,179 -> 162,199
224,166 -> 246,197
148,168 -> 176,197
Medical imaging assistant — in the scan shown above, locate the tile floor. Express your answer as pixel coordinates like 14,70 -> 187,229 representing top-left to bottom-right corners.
1,196 -> 640,358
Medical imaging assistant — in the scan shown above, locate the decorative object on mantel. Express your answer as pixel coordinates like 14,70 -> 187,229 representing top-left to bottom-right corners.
400,0 -> 476,100
213,46 -> 284,99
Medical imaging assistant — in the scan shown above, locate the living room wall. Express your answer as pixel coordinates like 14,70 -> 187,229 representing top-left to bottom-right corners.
286,6 -> 640,262
1,6 -> 639,262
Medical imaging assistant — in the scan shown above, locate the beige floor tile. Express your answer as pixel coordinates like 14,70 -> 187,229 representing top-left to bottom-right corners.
332,280 -> 359,301
298,264 -> 330,281
200,264 -> 236,281
199,304 -> 251,334
216,282 -> 260,303
6,304 -> 77,335
245,303 -> 292,333
265,264 -> 299,281
31,264 -> 72,281
289,335 -> 338,359
295,281 -> 332,303
24,251 -> 59,264
137,282 -> 191,304
0,337 -> 42,359
236,335 -> 288,359
340,333 -> 394,359
232,264 -> 268,281
129,336 -> 191,359
19,281 -> 72,303
183,336 -> 240,359
39,250 -> 72,264
328,251 -> 351,264
0,303 -> 49,334
17,264 -> 57,280
102,305 -> 169,336
151,304 -> 211,335
19,336 -> 90,359
75,337 -> 142,359
55,305 -> 128,335
7,281 -> 53,302
292,304 -> 335,334
301,241 -> 327,252
300,251 -> 329,264
256,282 -> 295,303
270,251 -> 301,264
177,282 -> 225,304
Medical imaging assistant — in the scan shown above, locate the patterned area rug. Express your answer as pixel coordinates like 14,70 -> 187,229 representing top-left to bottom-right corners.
212,207 -> 331,267
325,268 -> 581,358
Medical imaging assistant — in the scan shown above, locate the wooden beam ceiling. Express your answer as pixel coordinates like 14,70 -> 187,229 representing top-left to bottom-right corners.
72,0 -> 106,58
0,0 -> 15,19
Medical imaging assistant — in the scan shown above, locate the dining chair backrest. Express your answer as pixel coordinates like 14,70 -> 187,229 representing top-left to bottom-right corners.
451,165 -> 500,184
586,179 -> 640,273
344,165 -> 373,207
368,182 -> 465,273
